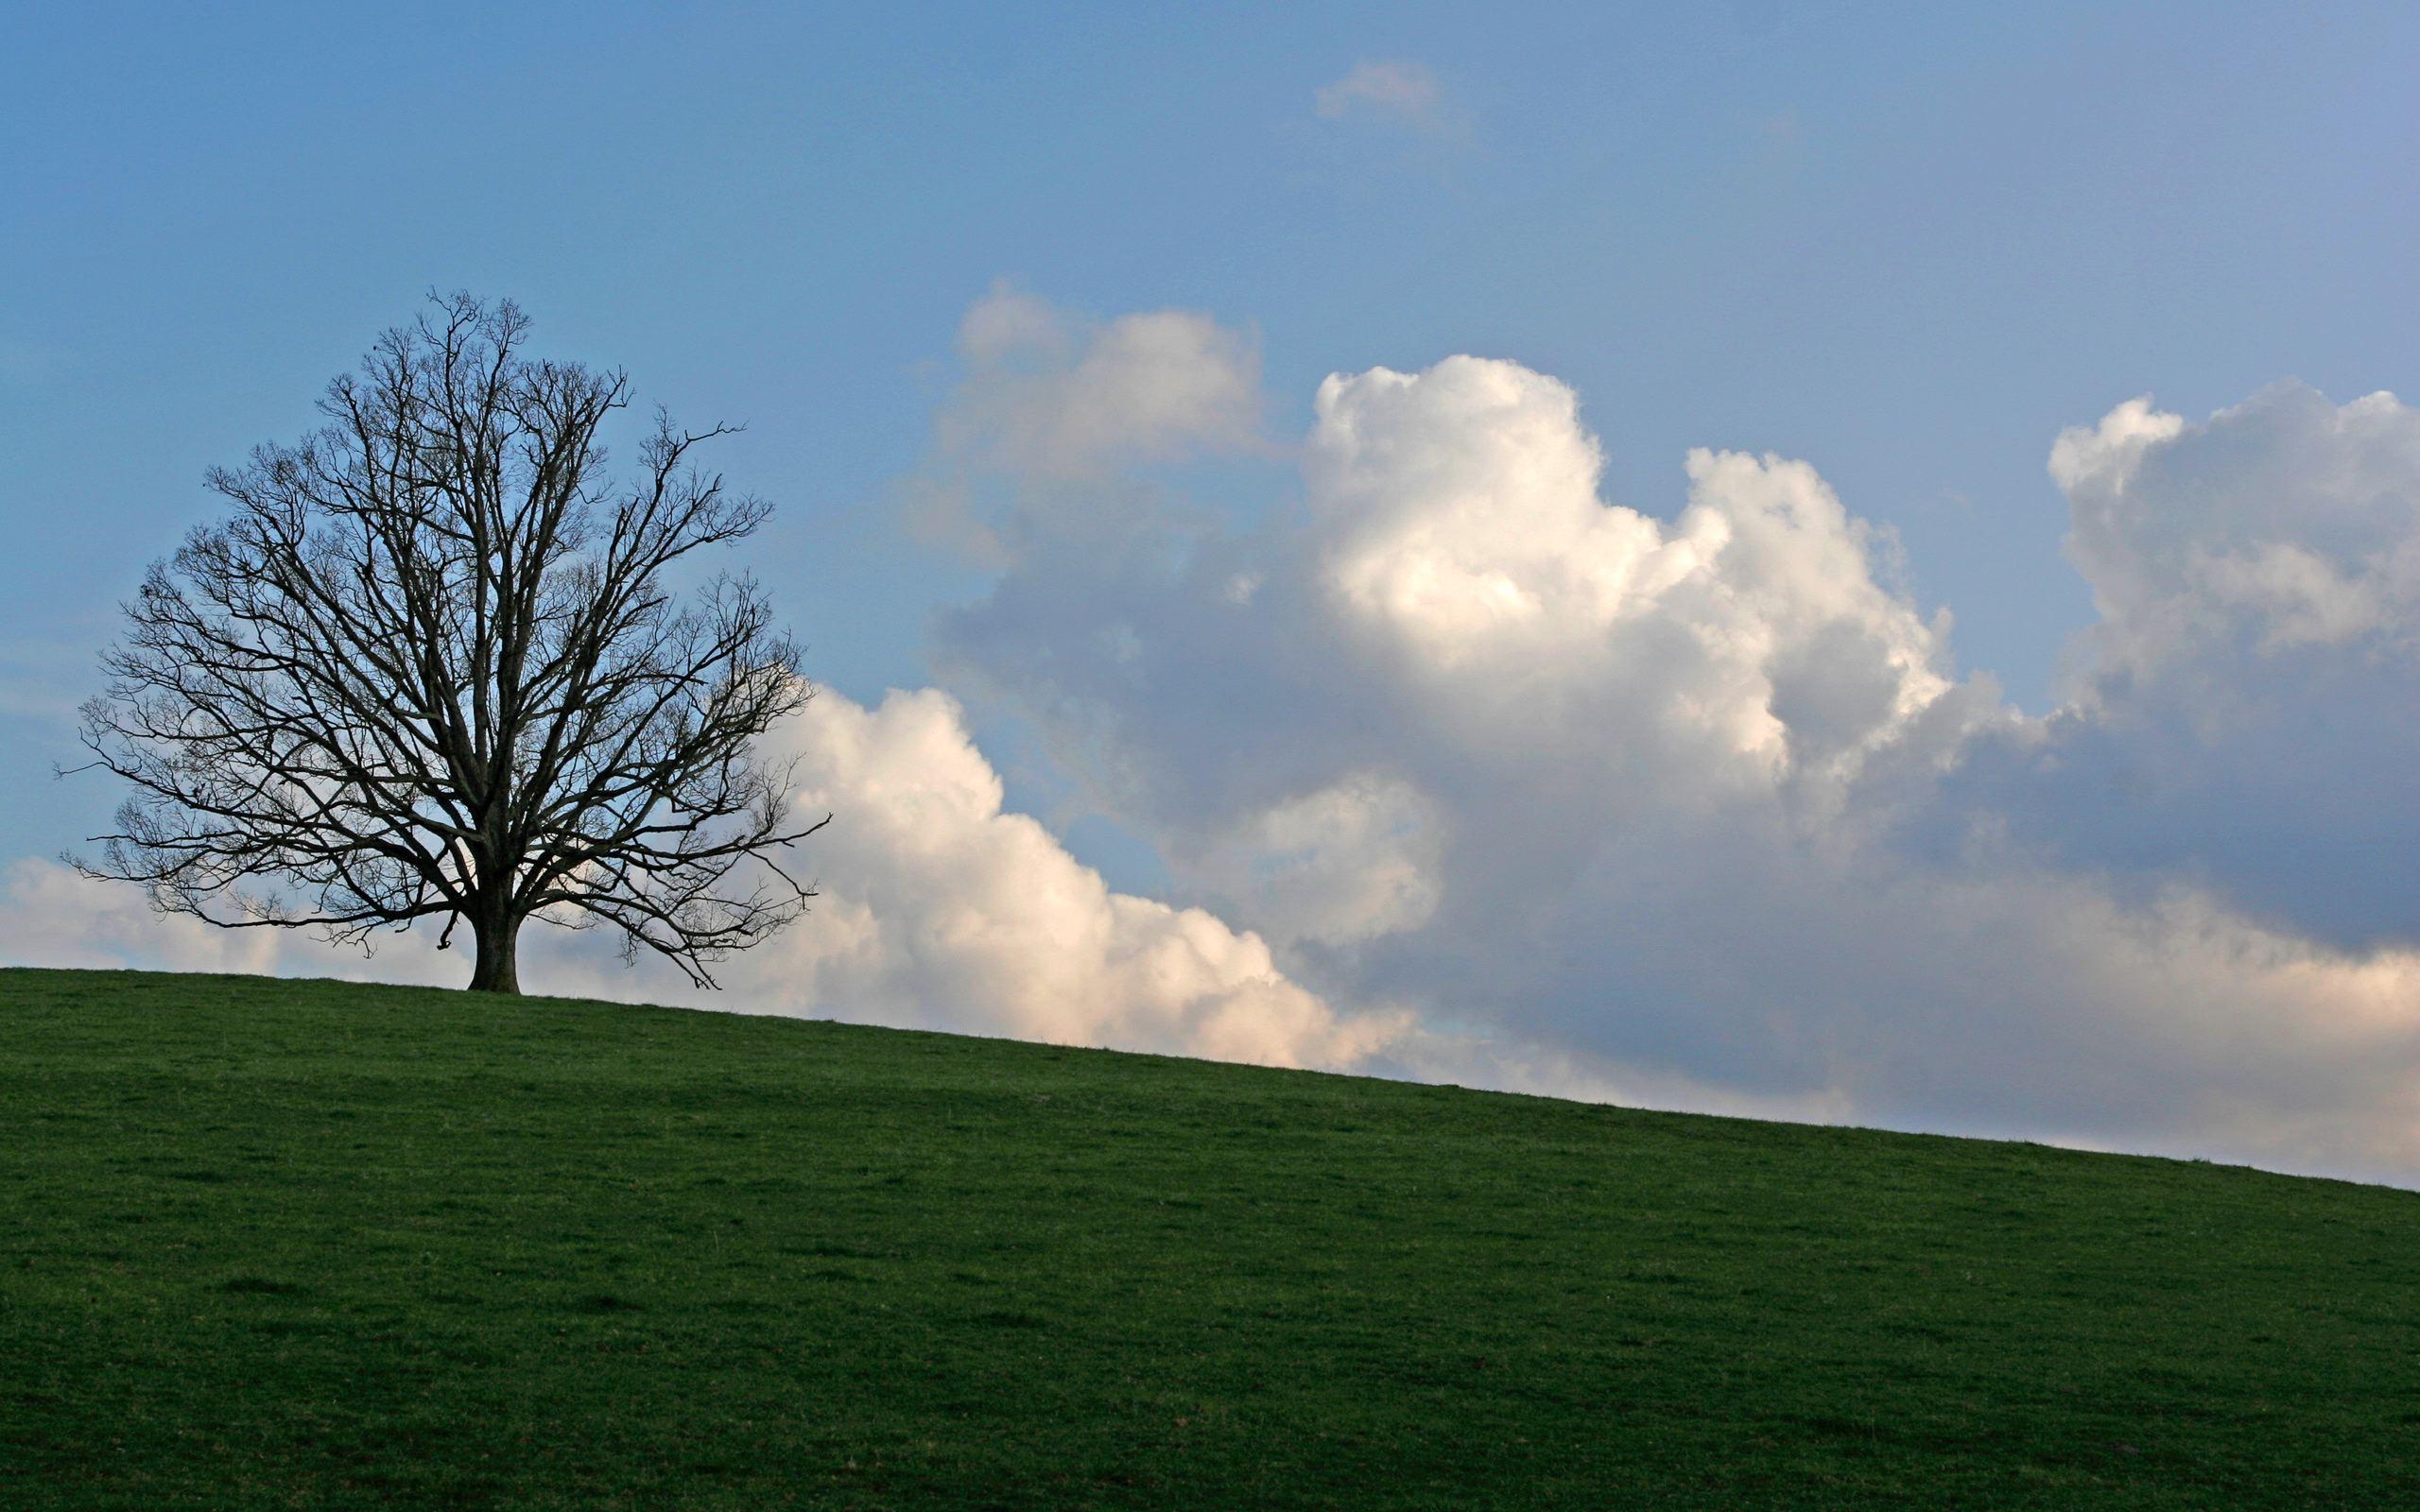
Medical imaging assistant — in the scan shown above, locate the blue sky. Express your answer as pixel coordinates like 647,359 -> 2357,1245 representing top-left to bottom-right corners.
7,3 -> 2420,1180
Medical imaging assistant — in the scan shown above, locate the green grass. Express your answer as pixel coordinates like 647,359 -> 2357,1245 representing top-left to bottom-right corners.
4,969 -> 2417,1508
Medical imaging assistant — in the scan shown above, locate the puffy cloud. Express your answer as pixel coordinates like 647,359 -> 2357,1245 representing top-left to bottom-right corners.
728,686 -> 1403,1067
903,287 -> 1268,565
933,327 -> 2420,1183
1303,359 -> 1958,790
1927,383 -> 2420,949
1314,60 -> 1446,128
1182,772 -> 1444,948
941,354 -> 1972,881
2053,384 -> 2420,674
942,285 -> 1263,483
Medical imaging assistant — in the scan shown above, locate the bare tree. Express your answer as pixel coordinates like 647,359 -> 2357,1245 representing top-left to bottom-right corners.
73,294 -> 827,993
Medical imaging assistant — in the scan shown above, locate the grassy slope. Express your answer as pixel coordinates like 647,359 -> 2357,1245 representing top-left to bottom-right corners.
2,969 -> 2416,1509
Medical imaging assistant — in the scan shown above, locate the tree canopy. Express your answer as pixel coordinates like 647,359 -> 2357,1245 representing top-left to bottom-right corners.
76,294 -> 826,992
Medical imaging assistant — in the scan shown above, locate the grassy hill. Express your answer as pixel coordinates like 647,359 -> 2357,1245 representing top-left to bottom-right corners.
4,969 -> 2416,1508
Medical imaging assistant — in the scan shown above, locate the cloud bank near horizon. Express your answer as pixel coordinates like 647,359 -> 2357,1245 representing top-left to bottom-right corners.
0,685 -> 1398,1072
11,292 -> 2420,1185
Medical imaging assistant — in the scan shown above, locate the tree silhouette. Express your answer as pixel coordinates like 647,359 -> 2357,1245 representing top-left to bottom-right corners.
75,294 -> 826,993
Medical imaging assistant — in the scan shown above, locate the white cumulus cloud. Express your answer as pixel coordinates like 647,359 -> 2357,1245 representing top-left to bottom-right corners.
728,686 -> 1403,1067
945,287 -> 1263,481
930,310 -> 2420,1183
1926,381 -> 2420,950
904,286 -> 1268,565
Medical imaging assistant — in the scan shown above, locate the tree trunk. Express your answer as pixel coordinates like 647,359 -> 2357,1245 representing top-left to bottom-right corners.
467,911 -> 523,994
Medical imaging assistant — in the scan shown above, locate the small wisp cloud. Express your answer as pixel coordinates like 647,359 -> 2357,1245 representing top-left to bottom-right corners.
1314,60 -> 1449,129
